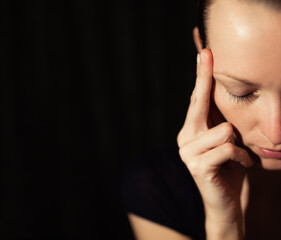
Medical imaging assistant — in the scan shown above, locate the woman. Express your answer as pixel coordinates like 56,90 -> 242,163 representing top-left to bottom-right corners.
123,0 -> 281,239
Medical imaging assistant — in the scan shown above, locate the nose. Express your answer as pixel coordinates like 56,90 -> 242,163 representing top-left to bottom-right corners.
259,102 -> 281,145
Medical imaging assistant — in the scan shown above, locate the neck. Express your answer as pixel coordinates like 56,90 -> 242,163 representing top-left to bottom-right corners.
247,163 -> 281,190
240,163 -> 281,217
242,163 -> 281,238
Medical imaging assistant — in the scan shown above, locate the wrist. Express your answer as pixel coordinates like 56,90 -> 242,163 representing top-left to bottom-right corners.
205,217 -> 244,240
205,209 -> 244,240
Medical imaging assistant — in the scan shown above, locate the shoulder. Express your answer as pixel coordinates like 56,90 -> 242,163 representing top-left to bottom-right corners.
122,142 -> 206,239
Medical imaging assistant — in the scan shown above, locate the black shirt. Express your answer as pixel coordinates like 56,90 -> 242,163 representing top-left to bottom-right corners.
122,142 -> 206,240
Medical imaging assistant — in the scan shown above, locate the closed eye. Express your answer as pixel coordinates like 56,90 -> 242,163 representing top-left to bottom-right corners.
225,90 -> 258,104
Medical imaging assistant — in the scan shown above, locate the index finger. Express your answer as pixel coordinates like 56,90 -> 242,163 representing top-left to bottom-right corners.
184,48 -> 214,130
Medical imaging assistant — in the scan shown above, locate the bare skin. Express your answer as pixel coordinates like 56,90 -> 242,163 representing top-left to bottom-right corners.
207,0 -> 281,171
206,1 -> 281,238
178,48 -> 249,240
191,0 -> 281,238
128,0 -> 281,239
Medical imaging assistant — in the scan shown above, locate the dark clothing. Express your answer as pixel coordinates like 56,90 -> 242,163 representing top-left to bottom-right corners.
122,142 -> 206,240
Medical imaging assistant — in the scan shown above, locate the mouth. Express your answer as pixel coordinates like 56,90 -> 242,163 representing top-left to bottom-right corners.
255,146 -> 281,159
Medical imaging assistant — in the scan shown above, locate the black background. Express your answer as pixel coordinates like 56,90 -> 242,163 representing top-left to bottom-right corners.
0,0 -> 198,239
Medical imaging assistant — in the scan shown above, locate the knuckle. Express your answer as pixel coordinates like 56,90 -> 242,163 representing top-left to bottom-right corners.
222,142 -> 235,156
178,147 -> 186,160
205,173 -> 217,183
190,91 -> 197,103
198,69 -> 211,79
220,122 -> 233,140
177,126 -> 198,148
197,68 -> 205,77
189,82 -> 211,107
178,146 -> 197,167
186,159 -> 200,176
177,130 -> 184,147
203,97 -> 210,106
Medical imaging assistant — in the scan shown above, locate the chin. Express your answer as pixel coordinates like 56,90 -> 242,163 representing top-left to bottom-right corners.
255,158 -> 281,171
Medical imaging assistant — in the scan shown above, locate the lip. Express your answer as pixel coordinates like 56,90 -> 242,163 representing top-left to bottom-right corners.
256,146 -> 281,159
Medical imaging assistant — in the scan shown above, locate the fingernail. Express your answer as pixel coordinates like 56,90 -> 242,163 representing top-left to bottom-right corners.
197,53 -> 200,64
200,50 -> 205,63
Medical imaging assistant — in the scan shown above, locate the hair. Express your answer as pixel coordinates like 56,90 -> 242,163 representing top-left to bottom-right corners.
197,0 -> 281,49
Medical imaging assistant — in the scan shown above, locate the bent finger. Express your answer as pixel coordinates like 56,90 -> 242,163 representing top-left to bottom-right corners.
178,122 -> 234,153
200,142 -> 253,168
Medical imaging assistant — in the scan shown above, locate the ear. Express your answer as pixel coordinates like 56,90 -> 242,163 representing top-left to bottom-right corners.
193,27 -> 203,52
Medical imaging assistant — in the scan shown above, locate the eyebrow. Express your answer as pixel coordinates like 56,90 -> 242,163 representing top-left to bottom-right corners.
213,72 -> 258,86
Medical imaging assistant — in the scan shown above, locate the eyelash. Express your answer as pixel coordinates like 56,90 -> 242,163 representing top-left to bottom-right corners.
226,90 -> 257,104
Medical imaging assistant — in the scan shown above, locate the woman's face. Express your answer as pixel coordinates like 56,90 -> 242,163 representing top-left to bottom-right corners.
207,0 -> 281,170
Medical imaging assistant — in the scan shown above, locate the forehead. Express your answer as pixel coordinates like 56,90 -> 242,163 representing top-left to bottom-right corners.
207,0 -> 281,84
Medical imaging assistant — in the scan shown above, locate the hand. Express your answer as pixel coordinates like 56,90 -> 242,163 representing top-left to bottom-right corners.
177,49 -> 253,225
